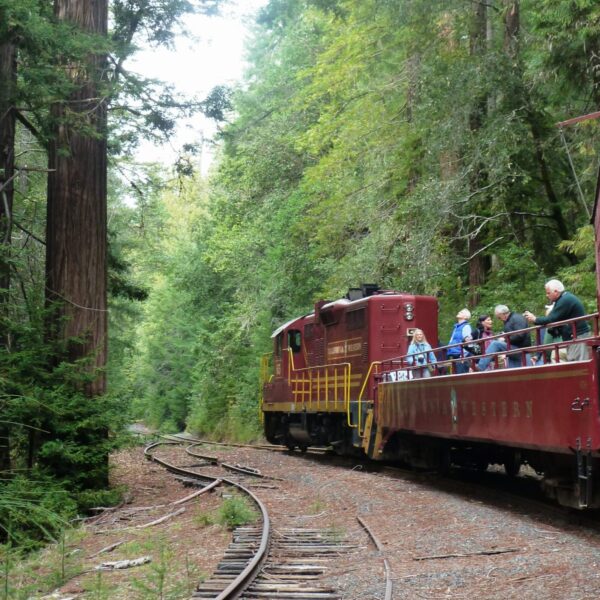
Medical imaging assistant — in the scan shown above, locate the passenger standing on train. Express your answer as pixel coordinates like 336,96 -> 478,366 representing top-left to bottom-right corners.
474,315 -> 494,352
446,308 -> 473,374
476,305 -> 531,370
534,303 -> 565,364
406,329 -> 437,378
523,279 -> 590,362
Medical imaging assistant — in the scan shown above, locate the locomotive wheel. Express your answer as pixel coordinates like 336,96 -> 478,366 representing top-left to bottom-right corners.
299,444 -> 308,453
437,446 -> 451,474
504,451 -> 521,477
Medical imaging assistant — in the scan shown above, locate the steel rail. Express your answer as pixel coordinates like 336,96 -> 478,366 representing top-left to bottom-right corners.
144,442 -> 271,599
161,433 -> 330,455
160,433 -> 287,452
183,443 -> 285,480
357,516 -> 393,600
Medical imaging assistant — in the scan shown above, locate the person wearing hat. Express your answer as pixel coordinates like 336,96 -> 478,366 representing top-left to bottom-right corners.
446,308 -> 473,374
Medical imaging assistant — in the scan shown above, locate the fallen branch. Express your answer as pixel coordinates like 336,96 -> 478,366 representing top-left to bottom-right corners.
507,573 -> 555,584
95,507 -> 186,534
91,479 -> 222,531
414,547 -> 519,561
88,541 -> 125,558
95,556 -> 151,570
135,507 -> 185,529
172,479 -> 222,505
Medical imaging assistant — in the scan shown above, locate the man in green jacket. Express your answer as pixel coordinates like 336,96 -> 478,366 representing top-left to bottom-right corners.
523,279 -> 590,362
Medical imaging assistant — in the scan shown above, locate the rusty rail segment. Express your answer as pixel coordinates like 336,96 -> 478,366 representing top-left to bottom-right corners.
144,442 -> 271,599
357,516 -> 393,600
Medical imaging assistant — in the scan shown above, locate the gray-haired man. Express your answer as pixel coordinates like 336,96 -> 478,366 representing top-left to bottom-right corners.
524,279 -> 590,362
477,305 -> 531,370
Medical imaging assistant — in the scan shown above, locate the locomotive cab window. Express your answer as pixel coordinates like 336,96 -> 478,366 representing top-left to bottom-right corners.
275,333 -> 283,357
288,329 -> 302,353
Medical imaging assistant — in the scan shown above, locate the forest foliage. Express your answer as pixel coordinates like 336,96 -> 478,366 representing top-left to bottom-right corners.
126,0 -> 600,438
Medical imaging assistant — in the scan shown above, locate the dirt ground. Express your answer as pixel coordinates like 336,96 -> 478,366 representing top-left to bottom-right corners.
23,442 -> 600,599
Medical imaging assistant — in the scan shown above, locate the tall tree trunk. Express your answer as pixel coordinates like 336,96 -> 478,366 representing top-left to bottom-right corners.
503,1 -> 574,258
503,0 -> 519,58
0,40 -> 16,473
46,0 -> 108,398
467,1 -> 488,306
0,41 -> 16,344
46,0 -> 108,487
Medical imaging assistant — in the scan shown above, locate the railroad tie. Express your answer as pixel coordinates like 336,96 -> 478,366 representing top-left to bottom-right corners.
193,526 -> 358,598
240,528 -> 356,600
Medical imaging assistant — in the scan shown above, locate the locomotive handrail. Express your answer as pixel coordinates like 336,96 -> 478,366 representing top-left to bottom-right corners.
354,361 -> 382,435
258,353 -> 273,422
286,348 -> 351,411
260,352 -> 273,386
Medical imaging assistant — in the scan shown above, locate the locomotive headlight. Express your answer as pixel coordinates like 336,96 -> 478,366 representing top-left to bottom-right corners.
404,303 -> 414,320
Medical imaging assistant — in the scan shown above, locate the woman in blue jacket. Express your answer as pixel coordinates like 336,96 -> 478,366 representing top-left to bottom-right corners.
406,329 -> 437,378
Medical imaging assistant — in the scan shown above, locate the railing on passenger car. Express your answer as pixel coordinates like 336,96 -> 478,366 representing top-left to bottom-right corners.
378,312 -> 600,380
286,348 -> 351,412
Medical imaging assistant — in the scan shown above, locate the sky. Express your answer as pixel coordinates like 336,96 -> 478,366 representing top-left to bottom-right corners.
129,0 -> 268,172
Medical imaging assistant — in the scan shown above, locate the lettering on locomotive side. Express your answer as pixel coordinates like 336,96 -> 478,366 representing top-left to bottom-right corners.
327,337 -> 363,360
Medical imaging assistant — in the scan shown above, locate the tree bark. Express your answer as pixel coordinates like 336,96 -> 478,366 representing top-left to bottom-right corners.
0,41 -> 16,343
503,1 -> 519,58
0,40 -> 16,473
467,0 -> 488,306
502,1 -> 573,258
46,0 -> 108,396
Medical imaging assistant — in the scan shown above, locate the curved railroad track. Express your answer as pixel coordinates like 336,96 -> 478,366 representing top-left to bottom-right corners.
145,441 -> 270,599
145,441 -> 365,599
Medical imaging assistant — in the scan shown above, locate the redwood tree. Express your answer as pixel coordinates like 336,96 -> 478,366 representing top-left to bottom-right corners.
0,39 -> 16,472
46,0 -> 108,396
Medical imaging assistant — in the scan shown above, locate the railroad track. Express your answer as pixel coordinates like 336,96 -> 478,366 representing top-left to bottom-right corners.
145,442 -> 270,598
194,527 -> 358,599
145,441 -> 361,599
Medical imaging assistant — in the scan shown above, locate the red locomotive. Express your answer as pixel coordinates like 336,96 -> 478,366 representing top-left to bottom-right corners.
260,196 -> 600,511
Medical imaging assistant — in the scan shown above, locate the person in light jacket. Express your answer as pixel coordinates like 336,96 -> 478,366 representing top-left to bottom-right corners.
406,329 -> 437,378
